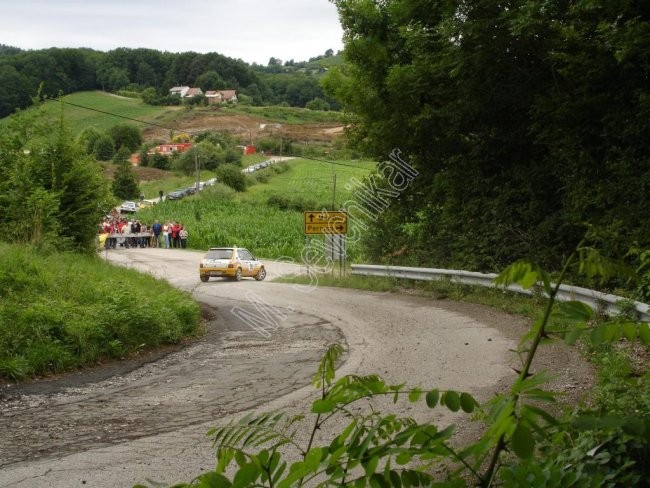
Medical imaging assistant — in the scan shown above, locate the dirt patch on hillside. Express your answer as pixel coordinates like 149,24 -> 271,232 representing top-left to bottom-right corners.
142,111 -> 344,144
102,163 -> 171,182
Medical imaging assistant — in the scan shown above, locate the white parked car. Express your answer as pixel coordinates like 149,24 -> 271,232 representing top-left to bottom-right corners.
119,201 -> 138,213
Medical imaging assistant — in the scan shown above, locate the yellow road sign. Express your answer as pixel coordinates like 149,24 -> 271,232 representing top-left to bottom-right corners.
304,211 -> 348,235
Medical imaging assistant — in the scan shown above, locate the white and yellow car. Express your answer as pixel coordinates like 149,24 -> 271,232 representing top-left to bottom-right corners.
199,247 -> 266,282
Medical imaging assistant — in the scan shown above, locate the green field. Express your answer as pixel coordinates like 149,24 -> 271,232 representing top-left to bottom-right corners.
134,158 -> 376,261
243,158 -> 376,208
41,91 -> 182,134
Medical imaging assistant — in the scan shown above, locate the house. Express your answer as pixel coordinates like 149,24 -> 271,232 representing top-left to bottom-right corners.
219,90 -> 238,103
148,143 -> 193,155
169,86 -> 190,97
205,90 -> 223,104
205,90 -> 237,104
185,87 -> 204,98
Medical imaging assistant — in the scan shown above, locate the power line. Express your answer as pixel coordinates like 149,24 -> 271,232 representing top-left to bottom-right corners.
51,97 -> 375,171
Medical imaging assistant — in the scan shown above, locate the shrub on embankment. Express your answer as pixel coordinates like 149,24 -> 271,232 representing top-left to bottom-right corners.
0,243 -> 200,381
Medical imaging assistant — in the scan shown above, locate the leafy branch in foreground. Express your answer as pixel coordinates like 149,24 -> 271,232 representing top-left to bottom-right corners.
136,244 -> 648,488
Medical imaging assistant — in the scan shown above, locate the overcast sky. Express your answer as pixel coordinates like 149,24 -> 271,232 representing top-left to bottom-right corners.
0,0 -> 344,65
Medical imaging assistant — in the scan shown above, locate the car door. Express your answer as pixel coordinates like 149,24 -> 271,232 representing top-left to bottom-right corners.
237,249 -> 256,276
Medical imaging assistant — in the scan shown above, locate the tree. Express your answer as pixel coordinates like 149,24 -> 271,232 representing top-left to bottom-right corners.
0,104 -> 111,252
77,126 -> 102,155
140,87 -> 159,105
0,65 -> 33,117
305,97 -> 330,111
216,163 -> 246,192
111,161 -> 140,200
196,70 -> 226,91
325,0 -> 650,273
108,124 -> 142,153
93,134 -> 115,161
113,145 -> 132,164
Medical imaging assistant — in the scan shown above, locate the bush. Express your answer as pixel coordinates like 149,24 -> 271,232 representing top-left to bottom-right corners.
199,182 -> 235,201
216,164 -> 247,192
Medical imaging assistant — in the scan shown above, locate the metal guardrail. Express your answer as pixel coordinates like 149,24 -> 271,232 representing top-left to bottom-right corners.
351,264 -> 650,322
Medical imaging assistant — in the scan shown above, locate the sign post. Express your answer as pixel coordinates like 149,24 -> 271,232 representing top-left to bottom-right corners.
304,211 -> 348,277
303,211 -> 348,235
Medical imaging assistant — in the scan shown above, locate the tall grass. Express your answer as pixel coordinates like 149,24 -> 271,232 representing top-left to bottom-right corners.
138,197 -> 309,260
243,158 -> 376,209
0,244 -> 200,381
135,159 -> 376,261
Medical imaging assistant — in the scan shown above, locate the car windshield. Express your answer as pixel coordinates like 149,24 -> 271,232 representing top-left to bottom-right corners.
205,249 -> 232,260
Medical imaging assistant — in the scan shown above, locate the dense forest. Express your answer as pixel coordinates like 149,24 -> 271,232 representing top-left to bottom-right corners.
326,0 -> 650,292
0,44 -> 338,117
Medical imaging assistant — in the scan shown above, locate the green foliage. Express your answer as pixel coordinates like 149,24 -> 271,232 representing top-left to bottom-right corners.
327,0 -> 650,275
305,97 -> 330,111
216,163 -> 247,192
0,105 -> 112,253
77,126 -> 101,154
113,145 -> 132,163
93,133 -> 115,161
0,243 -> 200,381
108,123 -> 142,152
111,161 -> 140,200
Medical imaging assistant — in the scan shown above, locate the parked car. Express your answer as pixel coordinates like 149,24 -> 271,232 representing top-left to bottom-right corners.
119,201 -> 138,213
137,199 -> 156,209
166,190 -> 185,201
199,247 -> 266,282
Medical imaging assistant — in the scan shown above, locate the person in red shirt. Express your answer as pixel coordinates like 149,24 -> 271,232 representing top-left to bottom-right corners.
171,222 -> 181,248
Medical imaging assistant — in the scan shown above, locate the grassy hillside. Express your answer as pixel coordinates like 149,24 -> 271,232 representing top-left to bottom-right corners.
243,158 -> 376,208
40,91 -> 182,134
0,244 -> 200,381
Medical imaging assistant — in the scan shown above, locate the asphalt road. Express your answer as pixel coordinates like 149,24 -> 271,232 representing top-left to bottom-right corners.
1,248 -> 590,487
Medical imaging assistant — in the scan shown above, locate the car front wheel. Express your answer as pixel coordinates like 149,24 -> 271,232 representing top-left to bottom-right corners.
254,267 -> 266,281
200,275 -> 209,282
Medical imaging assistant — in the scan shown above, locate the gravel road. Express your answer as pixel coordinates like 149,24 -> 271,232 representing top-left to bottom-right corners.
0,248 -> 593,487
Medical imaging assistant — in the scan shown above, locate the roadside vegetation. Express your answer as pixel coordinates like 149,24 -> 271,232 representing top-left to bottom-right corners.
0,100 -> 202,383
0,244 -> 200,381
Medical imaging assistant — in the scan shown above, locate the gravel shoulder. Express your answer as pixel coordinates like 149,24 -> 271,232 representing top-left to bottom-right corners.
0,249 -> 595,487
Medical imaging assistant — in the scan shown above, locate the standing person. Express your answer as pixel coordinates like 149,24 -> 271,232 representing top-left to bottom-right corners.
171,221 -> 181,248
151,220 -> 162,248
163,222 -> 170,249
179,225 -> 188,249
132,220 -> 141,248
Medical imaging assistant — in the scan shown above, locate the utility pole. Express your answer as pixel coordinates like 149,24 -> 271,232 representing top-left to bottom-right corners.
195,150 -> 200,191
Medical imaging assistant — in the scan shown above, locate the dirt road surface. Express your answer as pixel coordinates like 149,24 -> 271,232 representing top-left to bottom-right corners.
0,249 -> 593,487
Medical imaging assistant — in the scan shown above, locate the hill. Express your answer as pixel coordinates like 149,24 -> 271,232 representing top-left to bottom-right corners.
25,91 -> 344,145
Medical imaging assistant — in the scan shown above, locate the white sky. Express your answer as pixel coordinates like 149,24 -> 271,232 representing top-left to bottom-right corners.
0,0 -> 344,65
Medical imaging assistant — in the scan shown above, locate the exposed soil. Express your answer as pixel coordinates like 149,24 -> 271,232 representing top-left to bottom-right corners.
141,111 -> 344,144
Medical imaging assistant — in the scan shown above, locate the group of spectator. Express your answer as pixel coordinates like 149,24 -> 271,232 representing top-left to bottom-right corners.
99,217 -> 188,249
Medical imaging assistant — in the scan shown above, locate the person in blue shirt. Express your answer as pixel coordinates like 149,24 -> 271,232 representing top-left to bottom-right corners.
151,220 -> 163,248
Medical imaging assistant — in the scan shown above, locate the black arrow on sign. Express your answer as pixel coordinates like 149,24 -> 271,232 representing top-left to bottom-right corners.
308,213 -> 314,222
